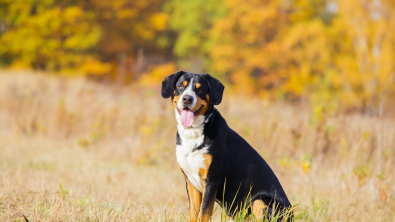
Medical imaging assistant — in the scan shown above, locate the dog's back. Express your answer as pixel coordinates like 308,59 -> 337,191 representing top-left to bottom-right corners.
204,109 -> 292,217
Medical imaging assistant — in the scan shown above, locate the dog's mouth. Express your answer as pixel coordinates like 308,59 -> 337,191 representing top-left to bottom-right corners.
177,106 -> 203,128
177,106 -> 203,116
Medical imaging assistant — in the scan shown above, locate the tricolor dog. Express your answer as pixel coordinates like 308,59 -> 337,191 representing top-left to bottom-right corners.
161,71 -> 292,222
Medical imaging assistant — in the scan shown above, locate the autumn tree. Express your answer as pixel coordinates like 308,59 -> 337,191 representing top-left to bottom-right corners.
164,0 -> 226,72
0,0 -> 101,72
205,0 -> 395,108
0,0 -> 168,77
0,0 -> 394,109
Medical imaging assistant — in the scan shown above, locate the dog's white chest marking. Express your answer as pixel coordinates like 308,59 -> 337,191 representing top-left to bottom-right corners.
176,123 -> 208,193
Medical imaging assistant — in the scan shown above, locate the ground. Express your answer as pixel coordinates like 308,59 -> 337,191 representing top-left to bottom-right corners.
0,71 -> 394,221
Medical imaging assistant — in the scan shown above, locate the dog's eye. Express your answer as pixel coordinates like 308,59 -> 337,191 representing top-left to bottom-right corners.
178,85 -> 184,91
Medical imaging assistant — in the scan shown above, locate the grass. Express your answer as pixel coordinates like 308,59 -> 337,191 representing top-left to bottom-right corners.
0,70 -> 394,221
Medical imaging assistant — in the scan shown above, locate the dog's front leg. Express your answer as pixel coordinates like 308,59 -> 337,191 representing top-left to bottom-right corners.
198,179 -> 219,222
185,179 -> 202,222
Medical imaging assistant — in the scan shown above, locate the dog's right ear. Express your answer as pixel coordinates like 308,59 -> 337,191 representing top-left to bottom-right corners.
161,71 -> 185,98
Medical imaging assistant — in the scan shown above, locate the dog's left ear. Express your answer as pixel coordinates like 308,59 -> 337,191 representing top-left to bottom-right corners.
203,73 -> 225,105
161,71 -> 185,98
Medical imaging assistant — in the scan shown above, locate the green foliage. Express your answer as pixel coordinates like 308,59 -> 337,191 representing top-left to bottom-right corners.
164,0 -> 226,58
58,181 -> 69,200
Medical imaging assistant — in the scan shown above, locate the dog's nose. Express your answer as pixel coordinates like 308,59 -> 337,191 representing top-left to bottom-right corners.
182,95 -> 193,105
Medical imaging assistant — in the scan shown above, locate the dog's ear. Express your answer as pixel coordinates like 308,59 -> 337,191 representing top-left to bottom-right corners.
203,73 -> 224,105
161,71 -> 185,98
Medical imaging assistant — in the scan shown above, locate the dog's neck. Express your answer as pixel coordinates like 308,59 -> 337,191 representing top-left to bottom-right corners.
175,105 -> 215,140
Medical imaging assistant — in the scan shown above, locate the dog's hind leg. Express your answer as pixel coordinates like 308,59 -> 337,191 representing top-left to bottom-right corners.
252,199 -> 268,222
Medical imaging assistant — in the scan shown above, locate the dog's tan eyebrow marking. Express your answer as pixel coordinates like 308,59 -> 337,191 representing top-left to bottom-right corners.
182,81 -> 188,86
196,83 -> 201,89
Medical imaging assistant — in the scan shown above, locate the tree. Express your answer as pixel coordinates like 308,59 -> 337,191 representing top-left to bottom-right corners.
0,0 -> 101,72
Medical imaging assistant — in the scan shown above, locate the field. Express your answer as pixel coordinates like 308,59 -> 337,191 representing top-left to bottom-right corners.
0,71 -> 394,221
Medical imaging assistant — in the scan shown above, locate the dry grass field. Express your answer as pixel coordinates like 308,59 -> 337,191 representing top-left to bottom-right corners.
0,71 -> 394,221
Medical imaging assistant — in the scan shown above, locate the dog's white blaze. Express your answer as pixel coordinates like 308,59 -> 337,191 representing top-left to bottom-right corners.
175,113 -> 207,192
174,77 -> 210,192
174,77 -> 205,128
177,78 -> 197,110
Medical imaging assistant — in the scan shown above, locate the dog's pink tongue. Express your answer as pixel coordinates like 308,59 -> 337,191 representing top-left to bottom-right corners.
180,109 -> 194,127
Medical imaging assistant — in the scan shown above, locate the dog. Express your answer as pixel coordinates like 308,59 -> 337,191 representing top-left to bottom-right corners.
161,71 -> 292,222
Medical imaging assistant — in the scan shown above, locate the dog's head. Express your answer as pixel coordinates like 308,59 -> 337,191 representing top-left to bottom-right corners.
161,71 -> 224,128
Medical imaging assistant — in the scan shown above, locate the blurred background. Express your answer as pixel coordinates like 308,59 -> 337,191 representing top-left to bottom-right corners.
1,0 -> 395,109
0,0 -> 395,221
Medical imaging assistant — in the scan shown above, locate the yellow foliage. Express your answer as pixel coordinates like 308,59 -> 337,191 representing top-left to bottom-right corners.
1,0 -> 395,108
150,13 -> 169,31
138,62 -> 177,86
301,153 -> 312,174
207,0 -> 395,106
62,6 -> 83,23
116,9 -> 138,19
133,23 -> 155,40
79,58 -> 111,76
302,161 -> 311,174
